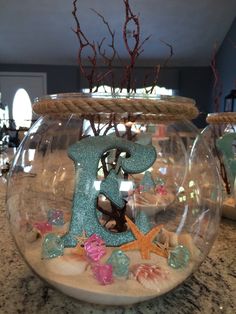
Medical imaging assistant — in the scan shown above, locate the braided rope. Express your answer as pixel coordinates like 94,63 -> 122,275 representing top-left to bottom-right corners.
206,112 -> 236,124
33,94 -> 199,121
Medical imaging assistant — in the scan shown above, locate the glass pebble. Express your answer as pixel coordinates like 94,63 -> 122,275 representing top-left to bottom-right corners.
84,234 -> 106,262
156,185 -> 167,195
33,221 -> 52,235
168,245 -> 190,269
107,249 -> 130,277
42,233 -> 64,259
47,209 -> 64,226
140,171 -> 156,192
92,263 -> 113,285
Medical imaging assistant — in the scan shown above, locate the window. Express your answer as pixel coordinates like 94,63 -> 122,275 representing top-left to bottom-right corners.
0,92 -> 9,127
82,85 -> 174,96
12,88 -> 32,129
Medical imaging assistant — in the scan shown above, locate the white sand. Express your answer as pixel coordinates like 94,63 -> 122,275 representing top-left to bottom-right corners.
25,241 -> 196,305
222,197 -> 236,220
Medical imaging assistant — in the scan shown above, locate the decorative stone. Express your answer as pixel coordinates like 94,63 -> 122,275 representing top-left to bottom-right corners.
42,233 -> 64,259
106,249 -> 130,277
33,221 -> 52,235
92,263 -> 113,285
47,209 -> 64,226
156,185 -> 167,195
167,245 -> 190,269
84,234 -> 106,262
140,171 -> 156,192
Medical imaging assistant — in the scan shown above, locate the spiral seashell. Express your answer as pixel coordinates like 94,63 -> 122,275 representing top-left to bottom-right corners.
130,263 -> 168,291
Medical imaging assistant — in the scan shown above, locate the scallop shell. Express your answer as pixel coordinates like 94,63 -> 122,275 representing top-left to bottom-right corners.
130,263 -> 168,291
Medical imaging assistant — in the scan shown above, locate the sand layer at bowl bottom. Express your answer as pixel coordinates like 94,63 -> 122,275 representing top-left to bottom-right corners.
25,241 -> 195,305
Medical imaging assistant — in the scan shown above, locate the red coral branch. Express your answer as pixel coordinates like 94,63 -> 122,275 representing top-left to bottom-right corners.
122,0 -> 151,93
144,40 -> 173,94
91,8 -> 117,92
160,39 -> 174,67
72,0 -> 171,94
72,0 -> 98,91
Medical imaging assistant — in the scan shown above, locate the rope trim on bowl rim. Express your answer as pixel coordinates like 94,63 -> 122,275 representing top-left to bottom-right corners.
33,95 -> 199,121
206,112 -> 236,124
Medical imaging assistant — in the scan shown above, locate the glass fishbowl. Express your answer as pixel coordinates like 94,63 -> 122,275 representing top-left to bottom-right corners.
6,93 -> 221,305
202,112 -> 236,220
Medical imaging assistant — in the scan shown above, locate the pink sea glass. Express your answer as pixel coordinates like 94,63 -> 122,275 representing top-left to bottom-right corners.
156,185 -> 167,195
84,234 -> 106,262
47,209 -> 64,226
92,263 -> 113,285
33,221 -> 52,235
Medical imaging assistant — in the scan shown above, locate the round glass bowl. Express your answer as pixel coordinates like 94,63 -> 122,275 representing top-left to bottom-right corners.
201,112 -> 236,220
7,93 -> 221,305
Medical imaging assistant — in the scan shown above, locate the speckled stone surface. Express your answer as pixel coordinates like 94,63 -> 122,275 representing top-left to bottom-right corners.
0,182 -> 235,314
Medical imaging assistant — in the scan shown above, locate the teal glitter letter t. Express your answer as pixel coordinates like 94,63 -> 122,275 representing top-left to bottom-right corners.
62,135 -> 157,247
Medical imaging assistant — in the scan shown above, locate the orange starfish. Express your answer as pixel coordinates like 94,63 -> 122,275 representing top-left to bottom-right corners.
120,216 -> 168,260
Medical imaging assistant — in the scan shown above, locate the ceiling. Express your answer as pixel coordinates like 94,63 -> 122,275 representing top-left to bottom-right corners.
0,0 -> 235,67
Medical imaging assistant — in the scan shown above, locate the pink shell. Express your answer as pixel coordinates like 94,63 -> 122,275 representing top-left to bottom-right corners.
84,234 -> 106,262
130,263 -> 168,291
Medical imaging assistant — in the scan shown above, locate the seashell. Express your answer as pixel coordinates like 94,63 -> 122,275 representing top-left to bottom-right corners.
25,227 -> 41,243
130,263 -> 168,291
157,228 -> 178,248
45,253 -> 88,276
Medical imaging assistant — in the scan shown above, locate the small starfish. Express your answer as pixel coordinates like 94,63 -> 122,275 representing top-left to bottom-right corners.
69,230 -> 88,257
76,230 -> 87,246
71,245 -> 85,257
68,246 -> 86,261
120,216 -> 168,260
155,239 -> 169,256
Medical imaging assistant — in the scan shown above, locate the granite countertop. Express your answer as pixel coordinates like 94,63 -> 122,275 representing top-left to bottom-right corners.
0,182 -> 235,314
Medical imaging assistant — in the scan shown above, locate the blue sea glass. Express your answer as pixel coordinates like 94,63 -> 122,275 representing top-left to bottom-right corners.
140,171 -> 156,191
42,233 -> 64,259
168,245 -> 190,269
106,249 -> 130,277
47,209 -> 64,226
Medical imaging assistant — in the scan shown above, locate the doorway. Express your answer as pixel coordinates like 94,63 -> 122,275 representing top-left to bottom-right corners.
0,72 -> 47,123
